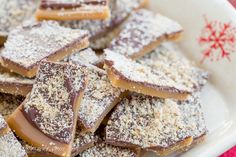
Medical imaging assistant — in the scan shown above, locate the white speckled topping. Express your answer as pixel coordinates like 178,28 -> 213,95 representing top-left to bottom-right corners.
60,0 -> 145,38
106,94 -> 191,149
1,21 -> 88,69
0,71 -> 34,85
79,142 -> 138,157
23,61 -> 86,143
178,94 -> 207,139
72,128 -> 98,155
105,50 -> 191,94
0,115 -> 7,132
67,48 -> 102,66
138,43 -> 208,92
0,132 -> 27,157
69,61 -> 123,131
108,9 -> 183,57
0,0 -> 37,34
0,93 -> 24,119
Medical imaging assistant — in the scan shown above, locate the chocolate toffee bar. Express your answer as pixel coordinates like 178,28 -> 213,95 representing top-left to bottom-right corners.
68,60 -> 125,132
0,0 -> 37,46
0,93 -> 24,119
0,71 -> 33,96
105,94 -> 199,156
104,50 -> 191,100
35,0 -> 110,21
138,43 -> 208,92
67,48 -> 104,68
71,128 -> 98,156
21,127 -> 97,157
60,0 -> 148,49
0,21 -> 89,78
7,61 -> 87,157
78,142 -> 140,157
107,9 -> 183,59
0,115 -> 27,157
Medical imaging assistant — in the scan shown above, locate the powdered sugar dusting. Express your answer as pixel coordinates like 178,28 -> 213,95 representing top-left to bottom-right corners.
105,50 -> 190,94
0,132 -> 27,157
0,71 -> 34,85
77,64 -> 123,131
1,21 -> 88,69
138,43 -> 208,92
79,142 -> 137,157
108,9 -> 183,57
23,61 -> 86,143
0,115 -> 7,131
0,0 -> 37,34
106,94 -> 190,148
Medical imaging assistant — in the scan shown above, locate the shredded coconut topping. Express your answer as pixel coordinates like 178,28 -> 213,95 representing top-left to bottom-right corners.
79,142 -> 137,157
0,0 -> 37,34
0,93 -> 24,119
23,61 -> 86,143
108,9 -> 183,57
1,21 -> 88,69
105,50 -> 190,94
106,93 -> 206,149
138,43 -> 208,92
0,132 -> 27,157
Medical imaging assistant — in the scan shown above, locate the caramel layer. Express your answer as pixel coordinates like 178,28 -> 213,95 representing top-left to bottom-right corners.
8,90 -> 85,157
0,82 -> 32,96
0,34 -> 7,46
105,66 -> 189,100
35,6 -> 110,21
1,38 -> 89,78
131,31 -> 182,60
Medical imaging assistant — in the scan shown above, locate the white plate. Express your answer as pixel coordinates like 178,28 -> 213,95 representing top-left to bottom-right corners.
144,0 -> 236,157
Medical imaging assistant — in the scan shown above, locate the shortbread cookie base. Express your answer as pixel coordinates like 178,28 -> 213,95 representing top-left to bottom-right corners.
8,91 -> 85,157
0,82 -> 32,96
105,66 -> 189,100
1,38 -> 89,78
131,31 -> 182,60
35,6 -> 110,21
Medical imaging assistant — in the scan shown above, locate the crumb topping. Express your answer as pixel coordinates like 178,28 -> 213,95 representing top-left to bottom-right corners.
79,142 -> 137,157
106,94 -> 190,148
0,93 -> 24,119
67,48 -> 102,66
106,93 -> 206,149
105,50 -> 190,93
0,132 -> 27,157
59,0 -> 144,38
23,61 -> 86,143
0,0 -> 37,33
138,43 -> 208,92
1,21 -> 88,69
77,63 -> 122,130
108,9 -> 183,57
0,71 -> 34,85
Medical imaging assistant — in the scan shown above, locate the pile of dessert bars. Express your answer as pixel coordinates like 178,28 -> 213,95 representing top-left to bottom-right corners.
0,0 -> 209,157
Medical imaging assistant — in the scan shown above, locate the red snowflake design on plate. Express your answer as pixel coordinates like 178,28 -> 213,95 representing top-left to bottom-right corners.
199,16 -> 236,63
